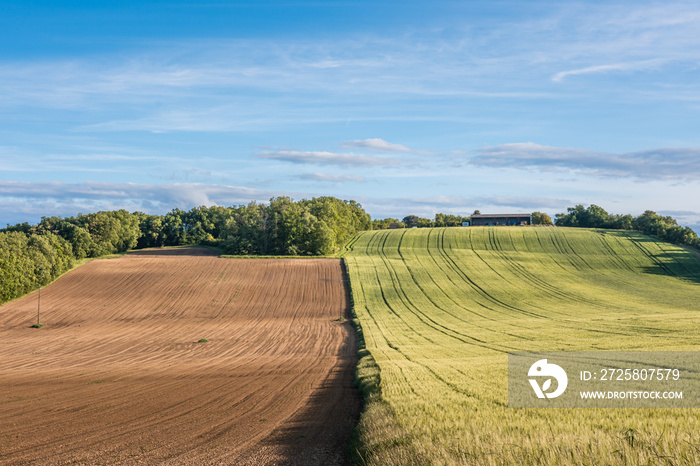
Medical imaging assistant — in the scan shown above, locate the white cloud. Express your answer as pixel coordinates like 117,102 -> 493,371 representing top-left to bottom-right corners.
341,138 -> 422,154
0,181 -> 278,214
256,150 -> 400,166
470,143 -> 700,180
402,195 -> 571,210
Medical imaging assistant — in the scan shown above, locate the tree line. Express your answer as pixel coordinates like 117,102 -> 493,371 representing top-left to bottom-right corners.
3,201 -> 696,304
555,204 -> 700,249
0,196 -> 371,304
372,211 -> 553,229
373,213 -> 473,229
218,197 -> 370,255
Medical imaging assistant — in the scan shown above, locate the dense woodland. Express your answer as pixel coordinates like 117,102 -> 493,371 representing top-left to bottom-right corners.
0,231 -> 74,304
1,199 -> 697,305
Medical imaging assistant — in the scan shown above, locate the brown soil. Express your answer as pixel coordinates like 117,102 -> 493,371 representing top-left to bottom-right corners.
0,248 -> 360,465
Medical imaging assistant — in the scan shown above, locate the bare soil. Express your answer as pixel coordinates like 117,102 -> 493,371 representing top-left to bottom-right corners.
0,247 -> 360,465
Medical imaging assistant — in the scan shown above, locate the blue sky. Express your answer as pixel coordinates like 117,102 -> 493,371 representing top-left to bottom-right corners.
2,1 -> 700,230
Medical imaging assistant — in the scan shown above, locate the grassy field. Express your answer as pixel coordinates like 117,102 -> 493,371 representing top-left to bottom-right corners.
343,226 -> 700,465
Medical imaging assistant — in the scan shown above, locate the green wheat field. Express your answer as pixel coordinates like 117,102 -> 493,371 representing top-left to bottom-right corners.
343,226 -> 700,465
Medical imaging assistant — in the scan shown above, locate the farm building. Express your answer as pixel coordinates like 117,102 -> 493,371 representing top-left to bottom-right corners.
470,213 -> 531,226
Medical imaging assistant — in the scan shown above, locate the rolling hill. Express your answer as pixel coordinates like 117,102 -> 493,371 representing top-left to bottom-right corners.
344,226 -> 700,465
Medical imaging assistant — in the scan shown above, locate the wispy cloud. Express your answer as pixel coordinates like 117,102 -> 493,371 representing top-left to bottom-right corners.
256,150 -> 400,166
551,60 -> 665,82
297,173 -> 366,183
77,108 -> 275,133
0,181 -> 278,214
2,2 -> 699,134
341,138 -> 424,154
470,143 -> 700,180
3,2 -> 700,227
657,210 -> 700,217
401,195 -> 571,209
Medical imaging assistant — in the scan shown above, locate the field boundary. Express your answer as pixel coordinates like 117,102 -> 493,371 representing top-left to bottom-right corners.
342,255 -> 423,465
342,256 -> 382,464
221,254 -> 340,259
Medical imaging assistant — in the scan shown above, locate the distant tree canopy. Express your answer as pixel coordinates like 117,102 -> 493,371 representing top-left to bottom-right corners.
388,213 -> 470,230
372,218 -> 405,230
531,212 -> 553,225
29,210 -> 141,259
401,215 -> 432,228
0,197 -> 371,303
555,204 -> 699,249
221,197 -> 370,255
434,213 -> 470,227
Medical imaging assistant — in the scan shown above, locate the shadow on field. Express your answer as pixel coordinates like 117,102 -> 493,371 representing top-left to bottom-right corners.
609,232 -> 700,284
238,263 -> 361,466
640,253 -> 700,284
255,335 -> 360,466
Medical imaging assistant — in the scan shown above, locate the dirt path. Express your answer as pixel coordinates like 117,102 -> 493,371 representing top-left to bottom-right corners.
680,244 -> 700,261
0,248 -> 360,464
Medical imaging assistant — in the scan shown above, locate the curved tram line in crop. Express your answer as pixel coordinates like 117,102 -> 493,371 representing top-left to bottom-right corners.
345,226 -> 700,465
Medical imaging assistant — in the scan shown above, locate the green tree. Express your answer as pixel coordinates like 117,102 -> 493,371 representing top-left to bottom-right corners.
609,214 -> 634,230
555,205 -> 698,249
434,213 -> 469,227
182,206 -> 216,244
222,202 -> 268,254
137,213 -> 165,249
221,196 -> 370,255
0,231 -> 74,304
372,218 -> 404,230
531,212 -> 553,225
161,209 -> 186,246
303,197 -> 370,252
402,215 -> 421,228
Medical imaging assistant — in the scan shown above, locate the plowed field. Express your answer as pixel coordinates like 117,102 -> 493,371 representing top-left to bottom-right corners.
0,248 -> 359,465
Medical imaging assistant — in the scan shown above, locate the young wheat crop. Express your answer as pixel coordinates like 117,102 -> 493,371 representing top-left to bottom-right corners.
345,226 -> 700,465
